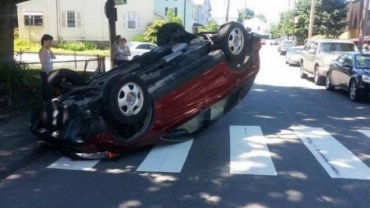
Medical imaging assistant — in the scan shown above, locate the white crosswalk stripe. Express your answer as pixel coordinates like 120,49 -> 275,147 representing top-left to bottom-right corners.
229,126 -> 277,175
292,126 -> 370,180
45,126 -> 370,180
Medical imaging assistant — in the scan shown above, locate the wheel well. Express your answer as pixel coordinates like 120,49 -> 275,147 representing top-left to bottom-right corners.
348,77 -> 356,88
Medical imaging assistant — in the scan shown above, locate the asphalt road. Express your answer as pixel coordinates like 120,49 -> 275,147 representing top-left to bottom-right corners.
2,45 -> 370,208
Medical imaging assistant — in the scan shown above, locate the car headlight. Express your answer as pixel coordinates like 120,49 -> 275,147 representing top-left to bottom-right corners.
362,75 -> 370,83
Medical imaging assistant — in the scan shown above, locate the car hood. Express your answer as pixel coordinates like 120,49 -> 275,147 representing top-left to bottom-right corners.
362,69 -> 370,75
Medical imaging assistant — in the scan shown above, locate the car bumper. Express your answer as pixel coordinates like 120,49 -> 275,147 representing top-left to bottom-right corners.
318,66 -> 329,77
289,58 -> 300,65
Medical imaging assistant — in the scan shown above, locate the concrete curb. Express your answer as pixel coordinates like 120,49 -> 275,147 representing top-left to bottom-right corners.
0,142 -> 49,181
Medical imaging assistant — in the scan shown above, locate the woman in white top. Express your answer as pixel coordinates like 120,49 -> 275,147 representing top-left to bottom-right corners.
116,38 -> 131,66
39,34 -> 56,102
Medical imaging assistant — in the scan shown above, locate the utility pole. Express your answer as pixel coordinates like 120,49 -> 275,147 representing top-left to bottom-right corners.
359,0 -> 370,51
308,0 -> 315,40
104,0 -> 117,67
225,0 -> 230,22
242,0 -> 246,25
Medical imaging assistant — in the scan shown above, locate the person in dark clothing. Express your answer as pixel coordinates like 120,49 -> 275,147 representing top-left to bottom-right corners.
39,34 -> 56,102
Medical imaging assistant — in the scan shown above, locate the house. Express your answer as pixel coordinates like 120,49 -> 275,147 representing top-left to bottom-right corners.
243,18 -> 270,38
154,0 -> 211,32
340,0 -> 370,41
16,0 -> 155,42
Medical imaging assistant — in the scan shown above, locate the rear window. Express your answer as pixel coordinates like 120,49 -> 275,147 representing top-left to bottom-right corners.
318,42 -> 356,53
290,48 -> 302,53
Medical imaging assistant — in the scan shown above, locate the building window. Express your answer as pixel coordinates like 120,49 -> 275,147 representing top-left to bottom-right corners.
61,11 -> 81,28
165,7 -> 178,16
67,11 -> 76,28
115,0 -> 127,5
24,13 -> 43,26
123,12 -> 140,29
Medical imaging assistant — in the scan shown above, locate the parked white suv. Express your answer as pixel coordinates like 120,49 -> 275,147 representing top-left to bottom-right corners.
300,39 -> 358,85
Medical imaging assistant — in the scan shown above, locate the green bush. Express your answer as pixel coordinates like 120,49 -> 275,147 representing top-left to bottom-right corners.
132,35 -> 146,42
56,41 -> 97,51
14,38 -> 39,51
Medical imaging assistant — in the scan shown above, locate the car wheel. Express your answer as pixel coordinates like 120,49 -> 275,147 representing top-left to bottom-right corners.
217,21 -> 248,67
47,68 -> 84,98
300,63 -> 307,79
349,80 -> 363,102
314,66 -> 324,85
103,74 -> 150,125
325,72 -> 334,91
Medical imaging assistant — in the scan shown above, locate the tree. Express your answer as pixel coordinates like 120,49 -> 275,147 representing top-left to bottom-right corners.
256,14 -> 267,23
198,19 -> 218,33
0,0 -> 25,67
315,0 -> 349,38
237,8 -> 255,22
294,0 -> 311,41
143,10 -> 183,43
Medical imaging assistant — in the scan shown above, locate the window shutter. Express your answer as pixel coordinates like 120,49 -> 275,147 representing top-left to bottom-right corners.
123,12 -> 127,29
61,11 -> 66,27
165,7 -> 168,15
175,7 -> 178,16
76,11 -> 81,27
136,13 -> 140,29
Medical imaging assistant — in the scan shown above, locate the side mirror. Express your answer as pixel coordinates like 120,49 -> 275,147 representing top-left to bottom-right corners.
308,48 -> 316,54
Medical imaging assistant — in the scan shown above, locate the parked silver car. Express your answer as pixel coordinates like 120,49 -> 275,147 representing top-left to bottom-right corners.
300,39 -> 358,85
126,41 -> 158,60
285,46 -> 303,66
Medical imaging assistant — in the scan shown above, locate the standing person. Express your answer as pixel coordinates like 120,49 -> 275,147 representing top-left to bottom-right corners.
116,38 -> 131,66
112,35 -> 121,66
38,34 -> 56,102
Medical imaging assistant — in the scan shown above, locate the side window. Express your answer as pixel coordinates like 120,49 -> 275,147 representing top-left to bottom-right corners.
344,54 -> 353,66
337,54 -> 347,64
149,44 -> 157,50
303,41 -> 311,50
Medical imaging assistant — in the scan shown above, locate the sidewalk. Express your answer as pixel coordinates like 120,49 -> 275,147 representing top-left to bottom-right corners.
0,112 -> 48,180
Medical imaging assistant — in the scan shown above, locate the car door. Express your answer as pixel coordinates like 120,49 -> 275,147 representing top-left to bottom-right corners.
301,41 -> 311,69
339,54 -> 353,88
306,42 -> 318,73
330,54 -> 346,86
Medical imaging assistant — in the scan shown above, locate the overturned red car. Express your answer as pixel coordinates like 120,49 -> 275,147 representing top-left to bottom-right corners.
30,21 -> 261,159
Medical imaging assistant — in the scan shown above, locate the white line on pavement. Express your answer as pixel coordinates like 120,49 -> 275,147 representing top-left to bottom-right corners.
229,126 -> 277,175
47,157 -> 99,171
359,130 -> 370,139
136,140 -> 193,173
292,126 -> 370,180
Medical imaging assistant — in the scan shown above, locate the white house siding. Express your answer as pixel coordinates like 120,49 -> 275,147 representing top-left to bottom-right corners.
154,0 -> 196,32
17,0 -> 154,42
116,0 -> 154,41
193,0 -> 211,26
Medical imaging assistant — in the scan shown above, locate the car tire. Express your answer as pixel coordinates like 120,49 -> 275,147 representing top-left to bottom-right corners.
349,79 -> 364,102
325,72 -> 334,91
47,68 -> 84,98
103,74 -> 150,125
314,66 -> 324,85
300,63 -> 307,79
217,21 -> 249,67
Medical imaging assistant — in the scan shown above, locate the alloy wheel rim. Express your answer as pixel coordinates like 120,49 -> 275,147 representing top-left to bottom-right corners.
228,28 -> 244,55
117,82 -> 144,116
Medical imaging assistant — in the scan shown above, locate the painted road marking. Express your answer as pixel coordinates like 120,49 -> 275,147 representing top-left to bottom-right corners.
359,130 -> 370,139
47,157 -> 99,171
136,140 -> 193,173
292,126 -> 370,180
229,126 -> 277,175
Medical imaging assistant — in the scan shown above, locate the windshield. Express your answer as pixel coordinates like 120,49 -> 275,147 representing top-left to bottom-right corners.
318,43 -> 356,54
355,54 -> 370,69
290,48 -> 302,54
283,41 -> 294,47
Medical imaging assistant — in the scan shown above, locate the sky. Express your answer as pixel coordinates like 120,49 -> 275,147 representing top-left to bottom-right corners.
210,0 -> 296,24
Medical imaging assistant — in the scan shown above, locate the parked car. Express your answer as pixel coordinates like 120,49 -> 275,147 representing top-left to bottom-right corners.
127,41 -> 158,60
300,39 -> 358,85
325,52 -> 370,102
270,39 -> 278,45
30,22 -> 261,159
278,40 -> 294,55
261,39 -> 266,45
285,46 -> 303,66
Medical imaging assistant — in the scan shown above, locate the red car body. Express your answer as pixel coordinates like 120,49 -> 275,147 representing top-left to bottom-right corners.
30,22 -> 261,159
